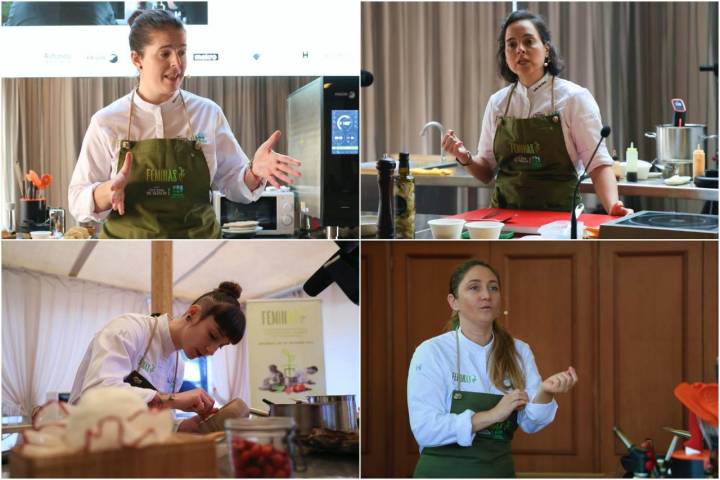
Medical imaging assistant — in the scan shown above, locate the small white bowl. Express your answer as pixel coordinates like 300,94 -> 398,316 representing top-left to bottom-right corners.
360,215 -> 378,238
30,231 -> 52,240
614,160 -> 652,180
465,221 -> 504,239
537,220 -> 584,239
428,218 -> 465,239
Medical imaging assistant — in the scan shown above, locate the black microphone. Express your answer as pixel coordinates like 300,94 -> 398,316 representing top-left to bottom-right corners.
570,126 -> 611,239
361,70 -> 374,88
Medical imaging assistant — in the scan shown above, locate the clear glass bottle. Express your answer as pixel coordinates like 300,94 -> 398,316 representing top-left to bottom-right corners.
225,417 -> 298,478
394,152 -> 415,239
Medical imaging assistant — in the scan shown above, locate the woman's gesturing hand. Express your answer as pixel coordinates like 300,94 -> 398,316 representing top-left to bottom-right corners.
540,366 -> 578,395
110,151 -> 133,215
441,129 -> 471,164
251,130 -> 302,188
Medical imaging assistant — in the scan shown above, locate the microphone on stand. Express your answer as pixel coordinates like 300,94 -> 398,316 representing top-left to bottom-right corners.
570,125 -> 611,239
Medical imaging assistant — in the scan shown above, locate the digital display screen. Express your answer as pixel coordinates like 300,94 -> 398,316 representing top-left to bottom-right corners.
330,109 -> 359,155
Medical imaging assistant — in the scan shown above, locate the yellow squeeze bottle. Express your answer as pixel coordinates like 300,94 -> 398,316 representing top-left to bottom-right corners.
693,144 -> 705,178
626,142 -> 638,183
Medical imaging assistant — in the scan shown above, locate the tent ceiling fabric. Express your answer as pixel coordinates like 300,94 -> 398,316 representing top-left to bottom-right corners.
2,241 -> 340,301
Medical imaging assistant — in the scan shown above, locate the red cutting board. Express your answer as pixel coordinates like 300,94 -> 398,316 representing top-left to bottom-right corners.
449,208 -> 618,234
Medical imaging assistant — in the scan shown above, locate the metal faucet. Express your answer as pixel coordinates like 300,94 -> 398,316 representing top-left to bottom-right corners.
419,121 -> 445,163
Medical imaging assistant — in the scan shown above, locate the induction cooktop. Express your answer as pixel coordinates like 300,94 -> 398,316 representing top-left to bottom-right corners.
599,211 -> 718,239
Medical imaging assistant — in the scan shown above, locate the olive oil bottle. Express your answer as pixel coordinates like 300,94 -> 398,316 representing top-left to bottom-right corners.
394,152 -> 415,238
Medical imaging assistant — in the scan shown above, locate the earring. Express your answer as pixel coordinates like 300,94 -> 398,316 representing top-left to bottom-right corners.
543,57 -> 549,67
503,310 -> 509,316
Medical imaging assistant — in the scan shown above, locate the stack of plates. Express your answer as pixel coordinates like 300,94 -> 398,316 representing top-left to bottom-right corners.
222,221 -> 262,238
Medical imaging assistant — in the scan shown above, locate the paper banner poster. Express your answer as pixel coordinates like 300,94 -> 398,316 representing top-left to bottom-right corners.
246,298 -> 325,410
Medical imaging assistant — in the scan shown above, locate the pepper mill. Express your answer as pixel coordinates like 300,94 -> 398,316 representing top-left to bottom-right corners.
376,154 -> 396,239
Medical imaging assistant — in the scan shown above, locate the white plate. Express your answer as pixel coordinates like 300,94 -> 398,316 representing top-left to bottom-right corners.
663,175 -> 692,186
222,221 -> 259,228
222,226 -> 263,238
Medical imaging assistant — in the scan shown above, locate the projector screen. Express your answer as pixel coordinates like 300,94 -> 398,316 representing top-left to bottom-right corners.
0,0 -> 359,77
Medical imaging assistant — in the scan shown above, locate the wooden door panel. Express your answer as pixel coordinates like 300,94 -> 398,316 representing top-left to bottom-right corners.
361,242 -> 391,477
391,241 -> 491,478
703,242 -> 718,383
491,243 -> 596,474
598,242 -> 703,476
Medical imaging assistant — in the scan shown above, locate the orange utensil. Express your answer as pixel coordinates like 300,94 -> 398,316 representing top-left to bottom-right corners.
26,170 -> 42,189
39,173 -> 52,189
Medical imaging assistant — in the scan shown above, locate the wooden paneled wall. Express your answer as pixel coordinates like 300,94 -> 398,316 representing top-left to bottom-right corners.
361,241 -> 718,478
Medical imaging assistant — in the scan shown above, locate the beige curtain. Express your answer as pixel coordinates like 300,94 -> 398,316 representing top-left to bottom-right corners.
361,1 -> 718,164
1,76 -> 313,229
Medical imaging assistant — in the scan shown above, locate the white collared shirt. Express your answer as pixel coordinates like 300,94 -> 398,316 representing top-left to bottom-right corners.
475,73 -> 613,175
68,89 -> 266,223
69,313 -> 184,405
407,328 -> 557,451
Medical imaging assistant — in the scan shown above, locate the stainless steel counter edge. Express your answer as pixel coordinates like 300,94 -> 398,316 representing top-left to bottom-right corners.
361,165 -> 717,200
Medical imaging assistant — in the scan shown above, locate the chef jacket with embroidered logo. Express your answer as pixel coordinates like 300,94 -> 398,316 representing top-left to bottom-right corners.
69,313 -> 184,405
474,72 -> 614,176
69,89 -> 267,223
407,328 -> 557,451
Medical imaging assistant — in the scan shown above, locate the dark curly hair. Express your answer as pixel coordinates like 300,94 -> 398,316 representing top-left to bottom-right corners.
190,281 -> 245,344
496,10 -> 565,83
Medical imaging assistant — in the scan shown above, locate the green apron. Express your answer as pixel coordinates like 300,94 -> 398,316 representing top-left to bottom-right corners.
413,331 -> 519,478
100,91 -> 220,239
491,76 -> 581,211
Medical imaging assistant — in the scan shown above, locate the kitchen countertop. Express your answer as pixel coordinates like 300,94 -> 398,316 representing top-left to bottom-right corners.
361,163 -> 718,201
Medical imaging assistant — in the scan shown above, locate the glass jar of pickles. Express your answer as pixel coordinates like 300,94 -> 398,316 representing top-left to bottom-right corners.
225,417 -> 299,478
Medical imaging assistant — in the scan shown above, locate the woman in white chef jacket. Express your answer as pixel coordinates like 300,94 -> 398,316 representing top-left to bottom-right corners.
407,260 -> 578,478
68,8 -> 301,239
70,281 -> 245,433
442,10 -> 631,215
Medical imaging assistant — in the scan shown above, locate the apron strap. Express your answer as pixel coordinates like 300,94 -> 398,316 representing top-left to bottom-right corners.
503,76 -> 556,118
136,316 -> 159,371
503,83 -> 518,117
126,90 -> 195,142
127,90 -> 135,142
179,91 -> 196,141
135,316 -> 180,397
455,329 -> 462,393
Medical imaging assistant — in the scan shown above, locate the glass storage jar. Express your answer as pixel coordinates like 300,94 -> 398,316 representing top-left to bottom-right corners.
225,417 -> 298,478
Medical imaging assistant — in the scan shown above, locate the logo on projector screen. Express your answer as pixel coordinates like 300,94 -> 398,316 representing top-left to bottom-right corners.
193,53 -> 219,62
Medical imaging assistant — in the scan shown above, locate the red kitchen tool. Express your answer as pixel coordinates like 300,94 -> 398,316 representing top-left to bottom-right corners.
674,383 -> 718,424
39,173 -> 52,189
450,208 -> 617,234
25,170 -> 52,190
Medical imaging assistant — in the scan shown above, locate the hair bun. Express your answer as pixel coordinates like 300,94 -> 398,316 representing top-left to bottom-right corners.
127,9 -> 143,27
217,281 -> 242,299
